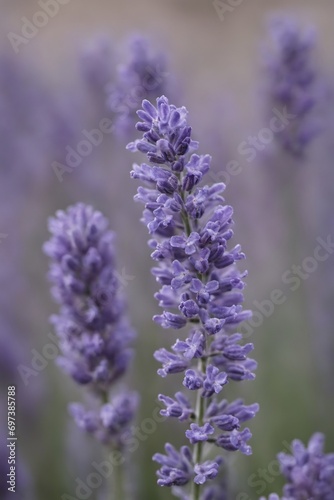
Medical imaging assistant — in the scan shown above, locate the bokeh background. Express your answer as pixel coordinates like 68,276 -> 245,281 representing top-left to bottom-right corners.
1,0 -> 334,499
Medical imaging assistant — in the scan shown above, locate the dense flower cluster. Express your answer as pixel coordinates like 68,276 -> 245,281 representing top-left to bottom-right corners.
44,203 -> 137,447
128,96 -> 258,498
265,17 -> 319,157
108,36 -> 170,136
262,433 -> 334,500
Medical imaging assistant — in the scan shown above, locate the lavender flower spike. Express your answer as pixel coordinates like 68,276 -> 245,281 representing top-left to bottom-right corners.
265,16 -> 320,157
263,433 -> 334,500
128,96 -> 258,499
44,203 -> 137,449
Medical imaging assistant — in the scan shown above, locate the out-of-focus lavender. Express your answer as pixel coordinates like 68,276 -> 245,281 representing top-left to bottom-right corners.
303,119 -> 334,401
44,204 -> 137,449
80,36 -> 114,98
0,4 -> 333,498
0,45 -> 52,422
262,433 -> 334,500
54,34 -> 173,196
128,96 -> 258,499
0,52 -> 53,193
108,35 -> 171,137
79,35 -> 115,126
264,16 -> 320,157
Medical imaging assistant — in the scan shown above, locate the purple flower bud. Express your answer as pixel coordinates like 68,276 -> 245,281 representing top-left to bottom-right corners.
69,403 -> 100,433
100,392 -> 138,436
171,260 -> 192,290
194,458 -> 223,485
159,392 -> 193,421
154,348 -> 189,377
202,365 -> 228,398
153,312 -> 187,330
172,330 -> 205,360
153,443 -> 193,487
186,423 -> 214,444
183,369 -> 203,391
216,428 -> 252,455
179,299 -> 199,319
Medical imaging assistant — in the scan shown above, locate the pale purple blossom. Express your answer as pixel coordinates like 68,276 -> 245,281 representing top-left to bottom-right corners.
44,203 -> 137,447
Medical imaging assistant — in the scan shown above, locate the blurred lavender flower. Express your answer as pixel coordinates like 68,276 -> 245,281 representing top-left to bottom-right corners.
128,96 -> 258,498
0,51 -> 52,193
265,16 -> 320,157
0,45 -> 49,408
80,36 -> 113,95
44,203 -> 137,448
79,35 -> 115,127
263,433 -> 334,500
0,319 -> 25,388
108,36 -> 170,137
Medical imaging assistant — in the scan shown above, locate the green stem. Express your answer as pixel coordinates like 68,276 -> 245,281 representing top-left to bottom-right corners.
112,456 -> 124,500
100,389 -> 125,500
179,177 -> 209,499
191,357 -> 207,500
182,211 -> 192,236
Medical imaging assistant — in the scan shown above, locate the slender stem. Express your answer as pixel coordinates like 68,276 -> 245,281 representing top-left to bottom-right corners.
100,389 -> 125,500
179,175 -> 210,499
113,456 -> 124,500
179,181 -> 192,237
182,211 -> 192,236
191,357 -> 207,500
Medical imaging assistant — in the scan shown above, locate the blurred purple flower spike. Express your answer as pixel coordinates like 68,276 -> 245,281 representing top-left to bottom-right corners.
265,16 -> 321,157
262,433 -> 334,500
108,36 -> 171,137
44,203 -> 137,449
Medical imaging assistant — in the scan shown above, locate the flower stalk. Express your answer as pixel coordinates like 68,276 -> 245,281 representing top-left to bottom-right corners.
44,203 -> 138,500
128,96 -> 259,498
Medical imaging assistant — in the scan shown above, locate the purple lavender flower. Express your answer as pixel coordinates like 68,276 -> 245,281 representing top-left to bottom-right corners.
108,36 -> 170,137
44,203 -> 137,448
265,433 -> 334,500
128,96 -> 258,498
0,51 -> 54,192
153,444 -> 193,487
79,35 -> 115,125
80,36 -> 113,94
265,16 -> 320,157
